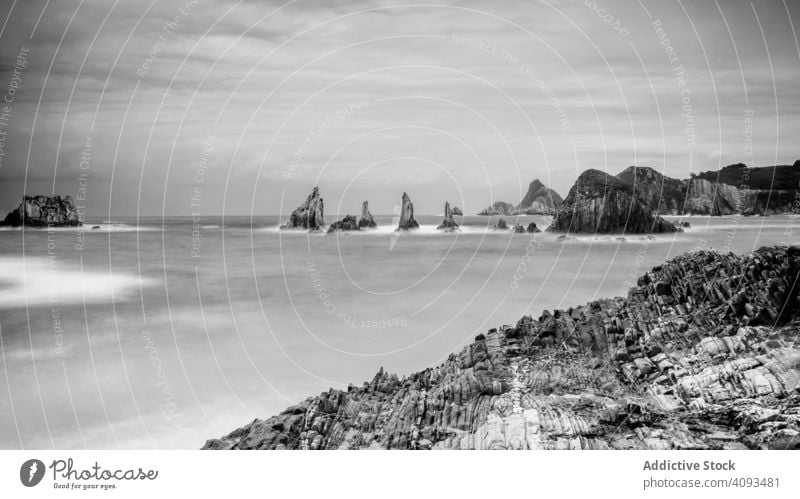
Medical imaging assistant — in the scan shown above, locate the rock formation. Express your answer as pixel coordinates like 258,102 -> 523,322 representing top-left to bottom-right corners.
526,222 -> 541,233
515,179 -> 563,215
616,166 -> 686,215
396,192 -> 419,231
549,169 -> 678,234
203,245 -> 800,450
494,218 -> 509,230
0,195 -> 81,227
327,215 -> 359,233
451,206 -> 464,216
512,224 -> 525,233
358,201 -> 377,229
616,162 -> 800,216
477,201 -> 515,216
436,202 -> 459,232
283,187 -> 324,230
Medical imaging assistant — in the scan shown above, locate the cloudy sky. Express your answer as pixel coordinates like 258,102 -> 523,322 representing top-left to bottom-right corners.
0,0 -> 798,217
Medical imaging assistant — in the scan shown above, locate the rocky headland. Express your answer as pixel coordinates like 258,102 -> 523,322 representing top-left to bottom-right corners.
616,162 -> 800,216
0,195 -> 81,227
203,245 -> 800,450
397,192 -> 419,231
548,169 -> 679,234
283,187 -> 325,230
477,201 -> 516,216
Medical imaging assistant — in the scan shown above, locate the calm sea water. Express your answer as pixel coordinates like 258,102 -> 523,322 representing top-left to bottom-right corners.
0,214 -> 797,449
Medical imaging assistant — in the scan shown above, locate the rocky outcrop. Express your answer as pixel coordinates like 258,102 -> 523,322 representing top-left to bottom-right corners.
526,222 -> 541,233
549,169 -> 678,234
513,224 -> 525,233
451,206 -> 464,216
202,245 -> 800,450
327,215 -> 359,233
616,166 -> 686,215
478,201 -> 515,216
515,179 -> 563,215
1,195 -> 81,227
494,218 -> 509,230
436,202 -> 459,232
358,201 -> 377,229
283,187 -> 324,230
396,192 -> 419,231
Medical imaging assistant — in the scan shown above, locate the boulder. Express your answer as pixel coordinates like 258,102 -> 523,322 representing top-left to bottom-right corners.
358,201 -> 377,229
283,187 -> 324,230
436,201 -> 459,231
1,195 -> 81,227
548,169 -> 678,234
327,215 -> 359,233
494,218 -> 509,230
396,192 -> 419,231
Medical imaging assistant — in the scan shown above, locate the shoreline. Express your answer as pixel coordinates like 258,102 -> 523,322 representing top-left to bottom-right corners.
203,244 -> 800,450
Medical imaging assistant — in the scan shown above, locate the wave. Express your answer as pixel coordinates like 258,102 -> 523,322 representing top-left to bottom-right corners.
0,256 -> 159,309
0,223 -> 161,233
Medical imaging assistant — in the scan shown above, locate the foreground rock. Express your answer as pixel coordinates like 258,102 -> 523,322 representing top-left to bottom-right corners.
1,195 -> 81,227
203,245 -> 800,450
358,201 -> 377,229
327,215 -> 359,233
515,179 -> 563,215
436,202 -> 459,232
396,192 -> 419,230
549,169 -> 678,234
283,187 -> 324,230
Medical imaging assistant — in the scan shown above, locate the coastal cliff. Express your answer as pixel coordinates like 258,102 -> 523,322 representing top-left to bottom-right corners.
616,166 -> 686,215
548,169 -> 678,234
203,245 -> 800,450
1,195 -> 81,227
477,179 -> 562,216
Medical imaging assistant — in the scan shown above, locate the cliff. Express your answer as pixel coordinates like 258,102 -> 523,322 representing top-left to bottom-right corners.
1,195 -> 81,227
202,245 -> 800,450
515,179 -> 563,215
548,169 -> 678,234
283,187 -> 325,230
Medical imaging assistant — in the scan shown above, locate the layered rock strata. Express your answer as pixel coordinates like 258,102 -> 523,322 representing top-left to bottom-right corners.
203,245 -> 800,450
549,169 -> 678,234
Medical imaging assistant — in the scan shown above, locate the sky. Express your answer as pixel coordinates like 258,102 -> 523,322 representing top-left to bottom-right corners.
0,0 -> 798,217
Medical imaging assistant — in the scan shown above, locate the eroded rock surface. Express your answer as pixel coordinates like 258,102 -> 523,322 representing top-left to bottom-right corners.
549,169 -> 678,234
327,215 -> 359,233
397,192 -> 419,231
203,246 -> 800,451
1,195 -> 81,227
358,201 -> 377,229
284,187 -> 325,230
437,202 -> 459,232
515,179 -> 563,215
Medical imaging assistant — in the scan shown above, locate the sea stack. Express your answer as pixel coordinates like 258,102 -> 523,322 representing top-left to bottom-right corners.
451,206 -> 464,216
396,192 -> 419,230
327,215 -> 359,233
358,201 -> 377,229
436,201 -> 459,231
548,169 -> 678,234
0,195 -> 81,227
477,201 -> 514,216
284,187 -> 325,230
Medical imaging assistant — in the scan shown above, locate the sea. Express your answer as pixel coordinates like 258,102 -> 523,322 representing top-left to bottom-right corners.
0,214 -> 797,449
